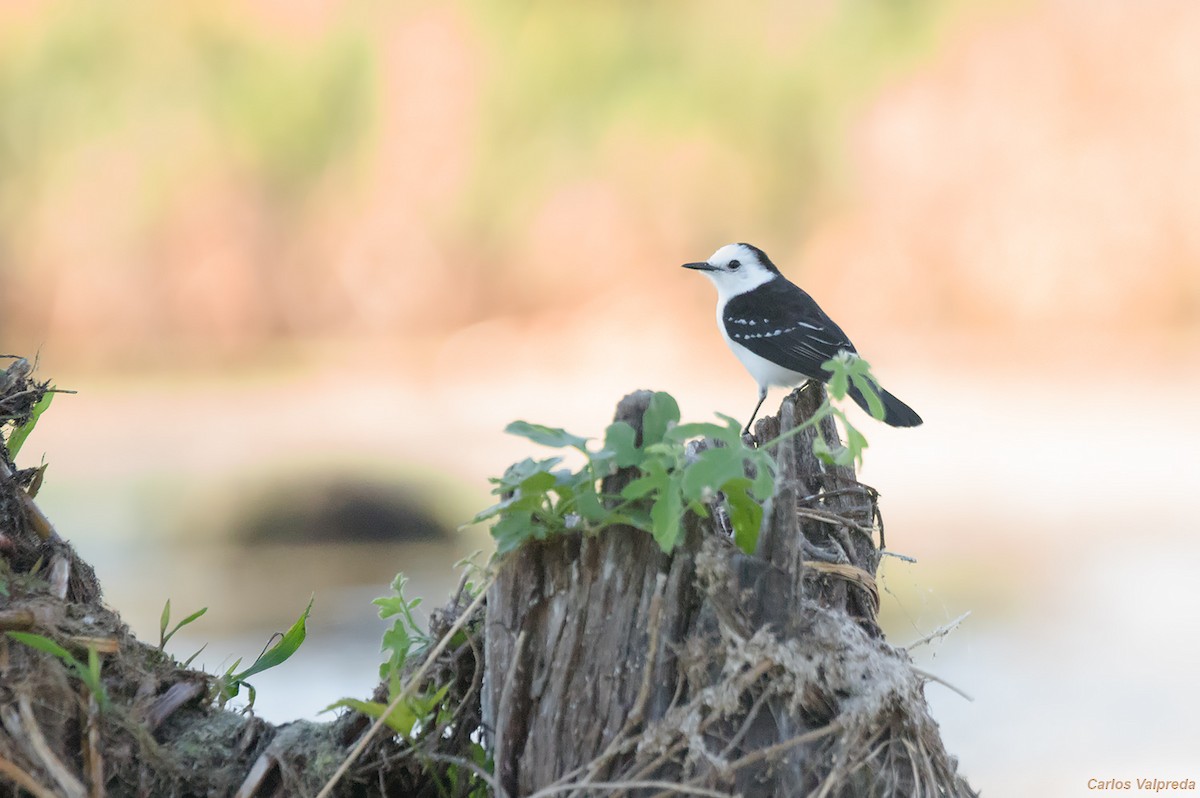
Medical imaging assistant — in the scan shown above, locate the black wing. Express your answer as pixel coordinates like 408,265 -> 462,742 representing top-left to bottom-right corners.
723,279 -> 856,380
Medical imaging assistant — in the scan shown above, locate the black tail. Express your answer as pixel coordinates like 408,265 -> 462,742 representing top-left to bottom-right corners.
847,383 -> 923,427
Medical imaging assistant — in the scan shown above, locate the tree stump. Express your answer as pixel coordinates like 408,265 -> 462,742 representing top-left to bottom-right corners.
484,385 -> 976,797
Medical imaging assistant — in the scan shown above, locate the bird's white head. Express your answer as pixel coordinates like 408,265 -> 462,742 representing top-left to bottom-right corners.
681,242 -> 780,302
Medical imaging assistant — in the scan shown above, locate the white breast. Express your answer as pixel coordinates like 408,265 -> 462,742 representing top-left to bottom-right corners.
702,266 -> 810,390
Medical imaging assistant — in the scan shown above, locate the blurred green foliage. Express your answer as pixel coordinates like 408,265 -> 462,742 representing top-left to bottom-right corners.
0,0 -> 955,230
194,27 -> 374,195
0,2 -> 374,209
0,0 -> 965,349
466,0 -> 960,235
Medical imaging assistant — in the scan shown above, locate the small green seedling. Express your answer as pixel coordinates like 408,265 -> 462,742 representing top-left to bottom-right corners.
6,631 -> 109,711
325,683 -> 450,737
158,598 -> 208,651
325,573 -> 452,738
214,596 -> 313,709
6,391 -> 54,460
373,574 -> 430,682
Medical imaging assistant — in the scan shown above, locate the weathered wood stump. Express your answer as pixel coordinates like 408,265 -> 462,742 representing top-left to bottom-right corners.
484,384 -> 975,797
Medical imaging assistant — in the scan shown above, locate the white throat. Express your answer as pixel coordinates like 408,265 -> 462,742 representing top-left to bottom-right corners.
705,267 -> 776,312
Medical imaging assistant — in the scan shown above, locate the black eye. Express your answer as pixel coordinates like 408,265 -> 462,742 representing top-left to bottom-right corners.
728,259 -> 741,270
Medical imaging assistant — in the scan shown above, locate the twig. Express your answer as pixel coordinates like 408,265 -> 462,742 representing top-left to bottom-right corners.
0,754 -> 60,798
904,611 -> 970,651
607,658 -> 777,798
910,667 -> 973,702
84,693 -> 105,798
536,780 -> 733,798
66,637 -> 120,656
0,608 -> 36,631
652,722 -> 844,798
314,575 -> 493,798
18,695 -> 86,798
723,720 -> 842,776
718,685 -> 772,759
0,755 -> 59,798
794,507 -> 876,537
879,549 -> 917,564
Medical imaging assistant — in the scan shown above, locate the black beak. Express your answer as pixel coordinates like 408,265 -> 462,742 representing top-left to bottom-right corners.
682,261 -> 716,271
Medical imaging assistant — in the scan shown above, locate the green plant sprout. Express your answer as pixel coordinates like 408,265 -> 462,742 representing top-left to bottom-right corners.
214,596 -> 313,710
324,574 -> 451,738
158,599 -> 208,651
6,631 -> 109,711
473,355 -> 888,557
326,684 -> 450,738
5,392 -> 54,460
373,574 -> 430,682
158,598 -> 210,667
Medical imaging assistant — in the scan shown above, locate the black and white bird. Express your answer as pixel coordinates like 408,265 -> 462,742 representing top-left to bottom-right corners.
683,242 -> 922,433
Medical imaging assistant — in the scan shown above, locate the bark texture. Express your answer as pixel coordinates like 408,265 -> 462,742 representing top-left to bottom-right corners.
484,384 -> 976,797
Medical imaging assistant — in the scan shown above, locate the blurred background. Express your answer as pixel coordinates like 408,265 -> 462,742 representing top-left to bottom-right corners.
3,0 -> 1199,794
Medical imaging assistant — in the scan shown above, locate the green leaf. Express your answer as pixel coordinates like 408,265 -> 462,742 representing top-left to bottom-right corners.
85,647 -> 108,711
8,392 -> 53,459
714,413 -> 748,440
602,421 -> 640,468
666,421 -> 727,443
668,414 -> 744,446
749,453 -> 776,500
6,631 -> 109,710
812,437 -> 834,465
845,423 -> 869,467
375,594 -> 421,621
326,697 -> 420,735
573,487 -> 607,523
849,371 -> 886,421
649,470 -> 685,552
160,599 -> 172,643
641,392 -> 680,447
681,447 -> 747,503
469,498 -> 510,524
161,604 -> 208,650
231,596 -> 313,682
724,478 -> 763,555
826,370 -> 848,400
494,457 -> 562,490
182,644 -> 207,669
641,442 -> 677,458
6,631 -> 73,661
620,475 -> 660,501
379,621 -> 418,679
610,506 -> 653,533
325,683 -> 449,737
504,420 -> 589,450
409,682 -> 450,719
813,434 -> 855,467
518,470 -> 557,494
491,512 -> 535,554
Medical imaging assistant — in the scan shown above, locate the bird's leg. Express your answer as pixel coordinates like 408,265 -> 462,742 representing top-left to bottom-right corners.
743,386 -> 768,435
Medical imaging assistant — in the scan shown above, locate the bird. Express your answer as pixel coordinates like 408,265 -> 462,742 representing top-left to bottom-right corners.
682,242 -> 922,434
